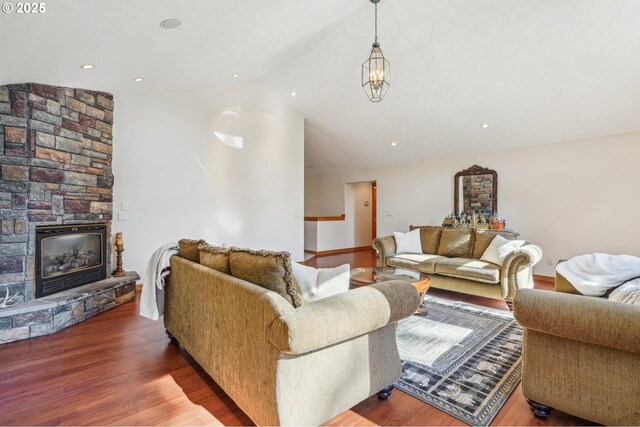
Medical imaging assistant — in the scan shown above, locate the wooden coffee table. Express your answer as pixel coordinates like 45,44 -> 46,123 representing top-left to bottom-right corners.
350,267 -> 431,316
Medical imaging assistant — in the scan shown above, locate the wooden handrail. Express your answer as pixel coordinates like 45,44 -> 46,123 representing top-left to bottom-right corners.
304,214 -> 346,222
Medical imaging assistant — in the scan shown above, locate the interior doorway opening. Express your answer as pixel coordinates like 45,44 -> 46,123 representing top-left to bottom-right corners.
345,180 -> 377,248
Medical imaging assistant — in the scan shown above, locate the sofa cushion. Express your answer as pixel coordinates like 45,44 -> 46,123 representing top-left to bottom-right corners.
409,225 -> 442,254
387,253 -> 446,274
229,248 -> 304,308
178,239 -> 207,262
198,244 -> 231,274
472,230 -> 520,259
437,228 -> 473,258
434,257 -> 501,284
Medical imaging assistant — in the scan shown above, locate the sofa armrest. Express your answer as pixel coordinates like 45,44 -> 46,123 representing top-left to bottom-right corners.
372,235 -> 396,267
500,243 -> 543,300
267,280 -> 420,354
514,288 -> 640,354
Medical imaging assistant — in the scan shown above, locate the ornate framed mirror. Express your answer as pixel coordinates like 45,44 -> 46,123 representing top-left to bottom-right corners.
454,165 -> 498,216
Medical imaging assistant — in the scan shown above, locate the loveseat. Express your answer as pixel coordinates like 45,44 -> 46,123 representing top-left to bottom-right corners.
372,226 -> 543,309
514,272 -> 640,425
164,241 -> 420,426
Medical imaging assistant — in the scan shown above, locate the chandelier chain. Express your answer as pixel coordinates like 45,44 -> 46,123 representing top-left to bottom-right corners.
374,2 -> 378,43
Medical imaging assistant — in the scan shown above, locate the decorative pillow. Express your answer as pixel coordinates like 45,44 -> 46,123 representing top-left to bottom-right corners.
608,278 -> 640,305
292,263 -> 350,303
229,248 -> 304,308
409,225 -> 442,254
437,228 -> 473,258
198,244 -> 230,274
472,230 -> 519,259
480,235 -> 526,266
393,229 -> 422,254
178,239 -> 206,262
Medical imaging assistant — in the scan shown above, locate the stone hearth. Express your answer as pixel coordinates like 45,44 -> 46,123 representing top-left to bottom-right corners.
0,272 -> 138,344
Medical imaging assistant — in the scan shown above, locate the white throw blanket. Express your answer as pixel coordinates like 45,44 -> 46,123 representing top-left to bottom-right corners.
140,242 -> 178,320
556,253 -> 640,296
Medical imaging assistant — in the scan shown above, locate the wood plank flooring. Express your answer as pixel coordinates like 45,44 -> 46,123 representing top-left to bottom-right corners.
0,249 -> 591,426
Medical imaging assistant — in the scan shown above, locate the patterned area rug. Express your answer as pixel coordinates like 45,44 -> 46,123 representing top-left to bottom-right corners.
395,295 -> 522,426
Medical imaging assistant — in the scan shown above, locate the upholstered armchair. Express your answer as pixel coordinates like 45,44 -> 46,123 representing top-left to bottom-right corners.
513,277 -> 640,425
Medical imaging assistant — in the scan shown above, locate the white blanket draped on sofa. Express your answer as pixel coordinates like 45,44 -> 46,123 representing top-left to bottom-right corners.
140,242 -> 178,320
556,253 -> 640,296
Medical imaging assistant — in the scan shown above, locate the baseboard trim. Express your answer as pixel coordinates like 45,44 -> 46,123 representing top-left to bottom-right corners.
304,246 -> 373,256
533,274 -> 555,283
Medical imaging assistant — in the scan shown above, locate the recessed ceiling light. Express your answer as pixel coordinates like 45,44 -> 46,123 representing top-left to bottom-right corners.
80,64 -> 95,70
290,91 -> 297,97
232,73 -> 239,78
391,142 -> 397,147
133,77 -> 144,82
481,123 -> 489,129
160,19 -> 181,29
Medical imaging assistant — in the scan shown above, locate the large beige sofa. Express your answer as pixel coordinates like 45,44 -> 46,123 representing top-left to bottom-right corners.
514,272 -> 640,425
164,243 -> 420,426
373,226 -> 542,309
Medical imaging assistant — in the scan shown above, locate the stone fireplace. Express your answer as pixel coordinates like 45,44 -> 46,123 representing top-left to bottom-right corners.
0,83 -> 138,344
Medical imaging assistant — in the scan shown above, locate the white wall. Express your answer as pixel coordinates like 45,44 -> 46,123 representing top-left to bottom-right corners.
305,132 -> 640,276
113,83 -> 304,283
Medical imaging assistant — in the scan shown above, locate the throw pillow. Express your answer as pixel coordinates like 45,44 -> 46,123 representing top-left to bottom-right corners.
472,230 -> 519,259
178,239 -> 207,262
228,248 -> 305,308
198,244 -> 230,274
409,225 -> 442,254
608,278 -> 640,305
292,263 -> 350,303
480,235 -> 526,266
393,229 -> 423,254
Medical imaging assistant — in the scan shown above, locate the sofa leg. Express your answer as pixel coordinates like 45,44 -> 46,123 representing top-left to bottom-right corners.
166,329 -> 176,341
526,399 -> 553,420
506,301 -> 514,311
377,385 -> 394,400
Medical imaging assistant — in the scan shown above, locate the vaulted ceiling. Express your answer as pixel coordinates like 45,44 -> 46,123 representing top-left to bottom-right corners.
2,0 -> 640,175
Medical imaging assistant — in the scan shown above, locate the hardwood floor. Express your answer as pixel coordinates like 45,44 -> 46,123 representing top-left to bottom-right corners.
0,249 -> 591,426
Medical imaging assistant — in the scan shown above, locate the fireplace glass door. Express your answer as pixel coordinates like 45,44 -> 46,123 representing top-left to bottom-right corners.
35,224 -> 107,298
41,233 -> 102,278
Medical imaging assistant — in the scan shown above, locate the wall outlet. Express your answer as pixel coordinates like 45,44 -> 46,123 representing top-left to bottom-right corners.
118,212 -> 129,221
547,257 -> 554,265
387,211 -> 394,217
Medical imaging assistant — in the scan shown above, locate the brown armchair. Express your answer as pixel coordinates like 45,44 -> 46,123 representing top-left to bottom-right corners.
513,273 -> 640,425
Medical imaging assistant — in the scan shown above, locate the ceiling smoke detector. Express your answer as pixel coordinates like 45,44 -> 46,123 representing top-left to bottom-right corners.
160,19 -> 182,30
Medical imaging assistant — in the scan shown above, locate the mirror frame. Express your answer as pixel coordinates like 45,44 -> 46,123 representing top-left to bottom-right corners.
454,165 -> 498,215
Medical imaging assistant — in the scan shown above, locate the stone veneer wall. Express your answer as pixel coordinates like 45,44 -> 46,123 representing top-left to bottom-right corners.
462,174 -> 494,215
0,83 -> 114,304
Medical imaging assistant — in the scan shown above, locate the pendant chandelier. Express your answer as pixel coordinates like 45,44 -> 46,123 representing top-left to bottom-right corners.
362,0 -> 390,102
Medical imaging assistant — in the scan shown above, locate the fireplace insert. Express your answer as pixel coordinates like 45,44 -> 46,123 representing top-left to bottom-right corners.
35,224 -> 107,298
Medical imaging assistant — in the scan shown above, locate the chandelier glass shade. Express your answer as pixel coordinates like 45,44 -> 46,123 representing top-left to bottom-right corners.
362,0 -> 390,102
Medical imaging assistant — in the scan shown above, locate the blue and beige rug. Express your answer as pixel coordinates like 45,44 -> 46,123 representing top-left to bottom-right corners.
395,295 -> 522,426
